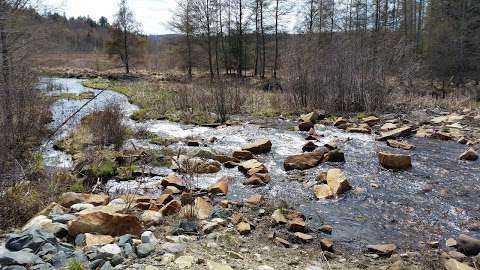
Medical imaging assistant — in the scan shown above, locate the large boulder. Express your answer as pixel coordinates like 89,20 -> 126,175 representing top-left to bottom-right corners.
326,169 -> 352,195
299,112 -> 319,123
58,192 -> 109,208
0,249 -> 41,266
377,126 -> 413,141
362,116 -> 380,126
67,208 -> 142,236
284,151 -> 325,171
378,152 -> 412,170
457,234 -> 480,256
299,122 -> 315,132
459,148 -> 478,161
241,139 -> 272,154
6,229 -> 57,252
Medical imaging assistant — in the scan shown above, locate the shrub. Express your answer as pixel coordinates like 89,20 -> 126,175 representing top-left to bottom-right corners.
67,259 -> 84,270
83,104 -> 128,149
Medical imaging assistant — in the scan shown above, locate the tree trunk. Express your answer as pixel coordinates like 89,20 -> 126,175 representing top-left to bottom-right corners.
123,27 -> 129,74
273,0 -> 279,79
237,0 -> 243,77
260,0 -> 266,78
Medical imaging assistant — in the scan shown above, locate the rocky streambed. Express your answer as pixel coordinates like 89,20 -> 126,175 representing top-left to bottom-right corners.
2,77 -> 478,269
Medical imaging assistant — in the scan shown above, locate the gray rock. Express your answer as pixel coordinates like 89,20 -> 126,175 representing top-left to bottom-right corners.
70,203 -> 94,212
0,249 -> 41,266
2,266 -> 27,270
48,250 -> 68,268
160,242 -> 185,254
100,261 -> 113,270
30,263 -> 54,270
97,244 -> 122,259
141,231 -> 158,244
136,243 -> 155,258
122,243 -> 134,257
457,234 -> 480,256
36,243 -> 57,257
44,223 -> 69,238
111,254 -> 124,266
74,234 -> 86,247
6,230 -> 57,252
117,235 -> 133,246
50,214 -> 75,224
90,259 -> 106,269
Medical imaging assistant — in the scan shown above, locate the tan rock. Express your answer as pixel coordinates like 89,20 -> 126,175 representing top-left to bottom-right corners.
319,224 -> 333,234
237,222 -> 252,235
380,123 -> 398,132
194,197 -> 212,220
326,169 -> 352,195
459,148 -> 478,161
346,127 -> 370,134
59,192 -> 109,208
68,209 -> 142,236
245,194 -> 263,205
377,126 -> 413,141
208,177 -> 229,195
241,139 -> 272,154
300,112 -> 319,123
387,140 -> 415,150
141,210 -> 163,226
378,152 -> 412,170
294,232 -> 313,242
161,174 -> 186,190
156,194 -> 174,206
160,200 -> 182,216
243,173 -> 271,186
446,238 -> 458,247
271,209 -> 287,224
288,217 -> 307,232
444,259 -> 475,270
333,117 -> 348,127
362,116 -> 380,126
320,238 -> 334,252
232,150 -> 255,160
84,233 -> 114,247
432,131 -> 453,141
238,159 -> 268,176
367,244 -> 397,255
274,237 -> 291,248
313,184 -> 334,200
284,151 -> 325,171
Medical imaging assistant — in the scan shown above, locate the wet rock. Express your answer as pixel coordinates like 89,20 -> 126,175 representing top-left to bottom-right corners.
299,122 -> 315,132
232,150 -> 255,160
320,238 -> 334,252
326,168 -> 352,195
459,148 -> 478,161
187,140 -> 200,147
0,250 -> 41,266
141,210 -> 163,226
333,117 -> 348,127
208,176 -> 229,195
447,238 -> 458,248
302,141 -> 318,152
238,159 -> 268,176
457,234 -> 480,256
313,184 -> 334,200
245,194 -> 263,205
136,243 -> 155,258
161,174 -> 186,190
300,112 -> 319,123
241,139 -> 272,154
294,232 -> 313,243
444,258 -> 475,270
432,131 -> 453,141
141,231 -> 158,244
377,126 -> 413,141
67,208 -> 142,236
363,116 -> 380,126
194,197 -> 212,220
287,217 -> 307,232
387,140 -> 415,150
6,230 -> 57,252
58,192 -> 109,208
284,151 -> 325,171
346,126 -> 370,134
324,150 -> 345,162
207,260 -> 233,270
319,225 -> 333,234
378,152 -> 412,170
271,209 -> 287,224
367,244 -> 397,256
243,173 -> 271,186
84,234 -> 114,247
160,200 -> 182,216
237,222 -> 252,235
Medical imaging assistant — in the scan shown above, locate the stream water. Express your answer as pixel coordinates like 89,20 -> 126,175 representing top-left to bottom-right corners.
42,78 -> 480,253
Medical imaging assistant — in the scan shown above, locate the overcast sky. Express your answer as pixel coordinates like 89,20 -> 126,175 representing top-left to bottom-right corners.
40,0 -> 177,35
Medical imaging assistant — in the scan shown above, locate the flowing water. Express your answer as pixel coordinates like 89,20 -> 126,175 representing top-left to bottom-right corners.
42,78 -> 480,253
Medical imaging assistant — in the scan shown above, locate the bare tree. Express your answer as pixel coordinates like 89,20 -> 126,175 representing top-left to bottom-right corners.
171,0 -> 196,79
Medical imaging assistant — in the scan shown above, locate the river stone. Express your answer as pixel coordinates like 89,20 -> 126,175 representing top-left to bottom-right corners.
457,234 -> 480,256
51,214 -> 76,224
324,149 -> 345,162
377,126 -> 413,141
459,148 -> 478,161
302,141 -> 318,152
237,222 -> 252,235
22,215 -> 52,232
136,243 -> 155,258
208,176 -> 229,195
207,260 -> 233,270
2,266 -> 28,270
6,230 -> 57,252
70,203 -> 95,212
238,159 -> 268,176
97,244 -> 122,258
161,242 -> 185,254
444,258 -> 475,270
241,139 -> 272,154
367,244 -> 397,256
378,152 -> 412,170
387,140 -> 415,150
313,184 -> 334,200
300,112 -> 319,123
326,169 -> 351,195
0,249 -> 41,266
67,208 -> 143,236
284,151 -> 325,171
271,209 -> 287,224
299,121 -> 315,131
141,231 -> 158,244
58,192 -> 109,208
320,238 -> 334,252
381,123 -> 398,132
100,261 -> 113,270
362,116 -> 380,126
160,200 -> 182,216
232,150 -> 255,160
160,174 -> 186,190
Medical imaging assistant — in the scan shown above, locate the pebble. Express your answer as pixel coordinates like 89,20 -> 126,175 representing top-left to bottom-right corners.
136,243 -> 155,258
175,255 -> 195,269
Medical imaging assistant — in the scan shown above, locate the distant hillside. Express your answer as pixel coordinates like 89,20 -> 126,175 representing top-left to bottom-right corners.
148,34 -> 181,42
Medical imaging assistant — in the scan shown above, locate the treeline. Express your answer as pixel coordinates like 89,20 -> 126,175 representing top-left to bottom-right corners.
169,0 -> 480,87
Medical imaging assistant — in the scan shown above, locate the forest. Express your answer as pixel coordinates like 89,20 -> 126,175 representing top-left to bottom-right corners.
0,0 -> 479,269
